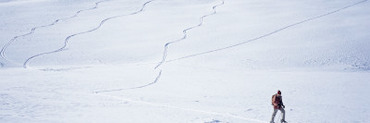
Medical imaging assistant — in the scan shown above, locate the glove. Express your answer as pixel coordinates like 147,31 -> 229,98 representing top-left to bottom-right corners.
282,105 -> 285,108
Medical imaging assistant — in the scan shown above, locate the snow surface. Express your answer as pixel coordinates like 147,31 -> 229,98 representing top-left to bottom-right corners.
1,0 -> 370,122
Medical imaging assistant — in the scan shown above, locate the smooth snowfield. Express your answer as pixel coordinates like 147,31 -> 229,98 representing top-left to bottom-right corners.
1,0 -> 370,122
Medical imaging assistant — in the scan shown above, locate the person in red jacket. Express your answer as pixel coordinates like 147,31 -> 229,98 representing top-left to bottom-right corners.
270,90 -> 286,123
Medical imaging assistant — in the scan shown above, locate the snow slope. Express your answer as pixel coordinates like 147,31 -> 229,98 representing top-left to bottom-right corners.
1,0 -> 370,122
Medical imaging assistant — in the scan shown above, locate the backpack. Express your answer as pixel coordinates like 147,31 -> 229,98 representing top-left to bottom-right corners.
271,94 -> 276,105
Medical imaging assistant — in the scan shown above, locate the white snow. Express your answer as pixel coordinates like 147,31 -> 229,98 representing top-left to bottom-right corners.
1,0 -> 370,122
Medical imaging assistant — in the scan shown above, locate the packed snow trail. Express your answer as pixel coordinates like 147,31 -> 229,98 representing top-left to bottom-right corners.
23,0 -> 156,68
154,0 -> 224,69
97,93 -> 266,123
166,0 -> 368,63
0,0 -> 113,66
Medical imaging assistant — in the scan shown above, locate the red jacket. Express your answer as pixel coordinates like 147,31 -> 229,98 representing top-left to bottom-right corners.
272,94 -> 283,109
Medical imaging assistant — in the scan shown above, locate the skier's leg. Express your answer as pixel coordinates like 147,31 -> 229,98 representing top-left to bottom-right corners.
270,108 -> 278,122
280,108 -> 286,122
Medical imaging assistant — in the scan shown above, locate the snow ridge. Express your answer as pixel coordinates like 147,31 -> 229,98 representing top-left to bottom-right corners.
93,70 -> 162,93
154,0 -> 225,69
22,0 -> 156,68
0,0 -> 113,66
166,0 -> 368,63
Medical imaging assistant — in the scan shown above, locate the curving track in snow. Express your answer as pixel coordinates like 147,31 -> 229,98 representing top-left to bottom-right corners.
23,0 -> 156,68
148,0 -> 224,92
94,0 -> 225,93
166,0 -> 368,63
0,0 -> 113,67
154,0 -> 225,69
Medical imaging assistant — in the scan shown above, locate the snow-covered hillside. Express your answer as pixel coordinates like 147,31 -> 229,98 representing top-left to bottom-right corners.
1,0 -> 369,122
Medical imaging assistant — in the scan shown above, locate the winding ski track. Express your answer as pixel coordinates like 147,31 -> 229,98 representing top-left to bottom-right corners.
23,0 -> 156,68
112,0 -> 364,93
165,0 -> 368,63
154,0 -> 224,69
0,0 -> 112,66
150,0 -> 223,92
94,0 -> 225,93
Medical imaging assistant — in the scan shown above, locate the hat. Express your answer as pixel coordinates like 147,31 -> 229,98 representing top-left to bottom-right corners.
277,90 -> 281,94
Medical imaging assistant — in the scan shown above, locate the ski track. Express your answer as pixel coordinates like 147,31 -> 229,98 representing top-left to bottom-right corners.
154,0 -> 225,69
22,0 -> 156,68
0,0 -> 113,66
166,0 -> 368,63
97,93 -> 266,123
92,0 -> 224,93
1,0 -> 366,122
104,0 -> 366,96
93,70 -> 162,94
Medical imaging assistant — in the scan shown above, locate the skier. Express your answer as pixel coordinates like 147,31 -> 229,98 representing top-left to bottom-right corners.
270,90 -> 286,123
